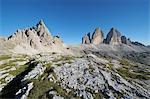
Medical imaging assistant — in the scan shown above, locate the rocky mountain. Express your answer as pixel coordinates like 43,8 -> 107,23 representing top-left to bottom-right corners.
0,20 -> 67,54
82,27 -> 148,48
105,28 -> 122,45
91,28 -> 104,44
121,36 -> 132,46
82,27 -> 123,45
82,33 -> 91,44
0,21 -> 150,99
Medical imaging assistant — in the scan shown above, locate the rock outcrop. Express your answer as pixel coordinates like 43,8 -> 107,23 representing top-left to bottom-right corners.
36,19 -> 53,46
82,33 -> 91,44
82,27 -> 124,45
81,27 -> 148,48
8,19 -> 54,47
132,41 -> 145,46
53,36 -> 63,46
105,28 -> 122,45
1,19 -> 64,54
91,28 -> 104,44
121,36 -> 132,45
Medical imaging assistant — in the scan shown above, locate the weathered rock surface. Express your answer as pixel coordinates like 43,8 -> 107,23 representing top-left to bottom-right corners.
0,20 -> 65,54
53,53 -> 150,98
91,28 -> 104,44
53,36 -> 63,46
121,36 -> 132,45
82,33 -> 91,44
105,28 -> 122,45
0,51 -> 150,99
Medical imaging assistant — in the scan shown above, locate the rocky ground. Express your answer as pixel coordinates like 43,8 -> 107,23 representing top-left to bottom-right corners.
0,49 -> 149,99
0,20 -> 150,99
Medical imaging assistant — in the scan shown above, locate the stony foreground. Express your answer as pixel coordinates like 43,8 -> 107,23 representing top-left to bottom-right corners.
0,51 -> 149,99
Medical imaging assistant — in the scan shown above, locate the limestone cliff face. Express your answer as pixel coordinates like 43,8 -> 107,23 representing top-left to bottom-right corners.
91,28 -> 104,45
36,20 -> 53,46
105,28 -> 122,45
82,33 -> 91,44
82,27 -> 122,45
53,36 -> 63,46
4,19 -> 64,53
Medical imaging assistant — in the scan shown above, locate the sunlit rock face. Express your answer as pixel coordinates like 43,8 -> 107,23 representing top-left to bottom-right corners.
1,19 -> 65,54
7,19 -> 54,48
91,28 -> 104,45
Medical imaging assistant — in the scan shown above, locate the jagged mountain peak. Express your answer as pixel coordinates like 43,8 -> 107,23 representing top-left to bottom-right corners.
36,19 -> 52,37
91,27 -> 104,44
102,28 -> 122,45
1,20 -> 65,54
36,19 -> 47,30
39,19 -> 44,25
94,27 -> 101,31
109,27 -> 121,36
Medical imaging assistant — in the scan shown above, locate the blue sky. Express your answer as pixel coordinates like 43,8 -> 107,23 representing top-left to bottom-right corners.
0,0 -> 149,45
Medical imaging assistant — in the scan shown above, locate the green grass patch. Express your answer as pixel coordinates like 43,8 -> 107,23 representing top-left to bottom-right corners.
9,64 -> 28,76
28,78 -> 71,99
9,59 -> 27,63
106,63 -> 113,70
117,68 -> 150,80
52,56 -> 75,63
93,92 -> 105,99
0,62 -> 16,69
0,78 -> 6,84
119,59 -> 130,66
13,54 -> 28,59
0,55 -> 11,61
28,79 -> 52,99
44,62 -> 52,68
65,60 -> 73,64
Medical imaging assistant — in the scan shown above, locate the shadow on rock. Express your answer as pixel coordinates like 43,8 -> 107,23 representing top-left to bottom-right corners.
0,59 -> 38,98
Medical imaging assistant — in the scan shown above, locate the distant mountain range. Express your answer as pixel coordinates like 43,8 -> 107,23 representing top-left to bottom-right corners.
82,27 -> 146,47
0,19 -> 149,55
0,20 -> 150,99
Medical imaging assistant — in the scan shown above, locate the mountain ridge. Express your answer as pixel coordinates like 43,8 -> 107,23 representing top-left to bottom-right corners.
0,20 -> 150,99
0,20 -> 69,55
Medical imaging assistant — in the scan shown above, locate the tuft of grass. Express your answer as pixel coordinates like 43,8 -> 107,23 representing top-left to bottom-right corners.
106,63 -> 113,70
9,59 -> 26,63
66,60 -> 73,64
52,56 -> 74,63
117,68 -> 150,80
0,78 -> 6,84
0,55 -> 11,61
28,79 -> 52,99
93,93 -> 104,99
9,64 -> 28,76
0,62 -> 16,69
28,78 -> 70,99
44,62 -> 52,68
119,59 -> 130,66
